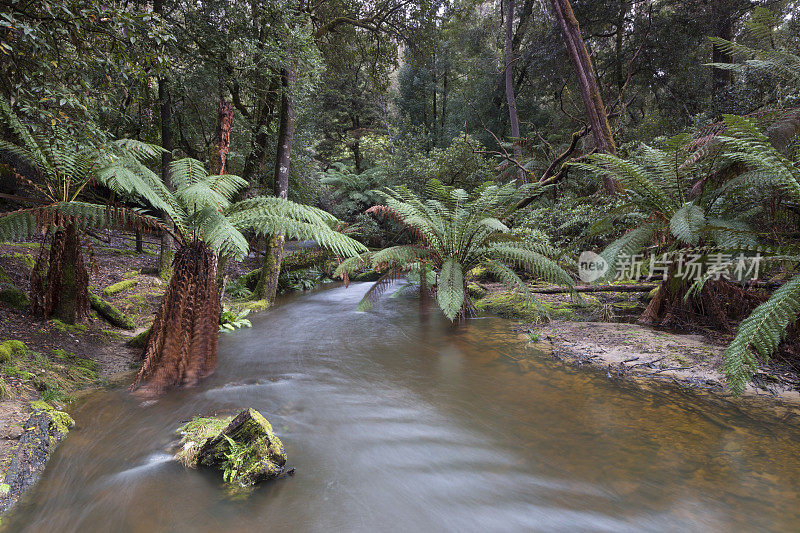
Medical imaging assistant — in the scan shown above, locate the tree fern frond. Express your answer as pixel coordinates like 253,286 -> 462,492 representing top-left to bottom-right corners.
670,202 -> 706,245
437,257 -> 465,321
724,274 -> 800,394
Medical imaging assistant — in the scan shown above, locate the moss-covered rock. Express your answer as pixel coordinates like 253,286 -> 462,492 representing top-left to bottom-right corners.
351,269 -> 382,282
0,401 -> 74,512
0,284 -> 29,310
29,401 -> 75,436
102,279 -> 138,297
176,408 -> 288,487
126,327 -> 151,348
88,294 -> 136,330
467,282 -> 486,300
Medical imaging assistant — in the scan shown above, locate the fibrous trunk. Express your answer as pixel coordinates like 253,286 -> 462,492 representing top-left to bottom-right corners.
132,242 -> 220,394
640,273 -> 764,331
30,223 -> 89,324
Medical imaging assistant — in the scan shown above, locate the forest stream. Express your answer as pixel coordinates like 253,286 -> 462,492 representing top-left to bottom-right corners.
5,282 -> 800,532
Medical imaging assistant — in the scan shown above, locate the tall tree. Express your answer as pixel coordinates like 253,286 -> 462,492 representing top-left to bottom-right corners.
504,0 -> 524,184
255,58 -> 297,302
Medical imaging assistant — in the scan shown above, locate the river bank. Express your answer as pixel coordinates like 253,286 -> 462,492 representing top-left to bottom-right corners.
472,282 -> 800,419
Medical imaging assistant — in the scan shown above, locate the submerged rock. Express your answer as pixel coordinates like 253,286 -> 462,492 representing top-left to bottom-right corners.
0,401 -> 75,513
176,408 -> 289,487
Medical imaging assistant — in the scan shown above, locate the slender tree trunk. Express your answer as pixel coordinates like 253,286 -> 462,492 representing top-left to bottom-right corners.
242,76 -> 281,182
209,96 -> 233,175
550,0 -> 618,193
156,22 -> 175,279
256,59 -> 296,302
135,229 -> 144,254
133,242 -> 220,395
711,0 -> 734,118
504,0 -> 524,184
209,96 -> 234,295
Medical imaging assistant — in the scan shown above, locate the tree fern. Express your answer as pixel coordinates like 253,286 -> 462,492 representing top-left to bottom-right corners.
347,181 -> 572,321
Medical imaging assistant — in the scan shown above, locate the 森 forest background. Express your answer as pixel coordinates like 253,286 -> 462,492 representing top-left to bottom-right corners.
0,0 -> 799,395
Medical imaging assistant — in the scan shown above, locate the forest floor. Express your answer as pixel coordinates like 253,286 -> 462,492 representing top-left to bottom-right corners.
474,281 -> 800,420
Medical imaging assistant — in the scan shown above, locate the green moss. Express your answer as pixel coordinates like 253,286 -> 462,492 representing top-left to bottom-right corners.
177,409 -> 287,487
0,264 -> 10,283
351,269 -> 382,282
12,252 -> 35,270
102,279 -> 138,297
49,319 -> 88,334
232,300 -> 271,313
0,339 -> 28,363
0,378 -> 10,399
176,416 -> 234,467
467,264 -> 491,281
29,400 -> 75,435
89,294 -> 136,330
0,283 -> 29,309
475,292 -> 544,322
467,282 -> 486,300
126,328 -> 151,348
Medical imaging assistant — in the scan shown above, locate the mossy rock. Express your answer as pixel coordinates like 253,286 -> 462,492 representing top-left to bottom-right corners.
126,327 -> 150,348
89,294 -> 136,330
0,283 -> 29,310
29,401 -> 75,436
102,279 -> 138,297
177,408 -> 288,487
0,339 -> 28,365
351,269 -> 382,282
467,282 -> 486,300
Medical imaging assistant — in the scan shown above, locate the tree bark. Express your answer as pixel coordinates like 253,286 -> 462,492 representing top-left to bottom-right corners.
156,0 -> 175,278
504,0 -> 524,184
550,0 -> 618,193
132,242 -> 219,395
30,223 -> 89,324
209,96 -> 233,175
241,75 -> 281,183
256,58 -> 296,302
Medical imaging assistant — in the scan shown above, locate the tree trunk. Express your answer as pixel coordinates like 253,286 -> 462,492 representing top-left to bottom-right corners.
157,72 -> 175,279
30,223 -> 89,324
132,242 -> 219,394
504,0 -> 524,185
209,96 -> 233,175
550,0 -> 618,193
135,229 -> 144,254
711,0 -> 734,118
242,77 -> 281,183
258,59 -> 296,303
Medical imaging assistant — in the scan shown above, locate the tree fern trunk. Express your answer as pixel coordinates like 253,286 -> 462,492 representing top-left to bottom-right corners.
132,242 -> 219,394
31,223 -> 89,324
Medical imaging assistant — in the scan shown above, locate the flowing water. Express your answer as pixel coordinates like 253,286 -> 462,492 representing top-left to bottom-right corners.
6,283 -> 800,532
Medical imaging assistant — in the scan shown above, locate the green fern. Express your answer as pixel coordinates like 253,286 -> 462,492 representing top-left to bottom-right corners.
724,274 -> 800,393
349,180 -> 572,321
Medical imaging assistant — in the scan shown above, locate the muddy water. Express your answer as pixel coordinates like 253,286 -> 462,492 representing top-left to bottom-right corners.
6,283 -> 800,532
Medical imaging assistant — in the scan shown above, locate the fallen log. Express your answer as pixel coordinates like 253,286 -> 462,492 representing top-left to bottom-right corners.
529,284 -> 658,294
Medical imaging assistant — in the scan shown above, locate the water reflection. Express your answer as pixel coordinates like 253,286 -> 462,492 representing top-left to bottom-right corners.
6,282 -> 800,532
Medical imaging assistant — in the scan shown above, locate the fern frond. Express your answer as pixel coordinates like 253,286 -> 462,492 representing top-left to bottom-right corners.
724,274 -> 800,394
437,257 -> 465,321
